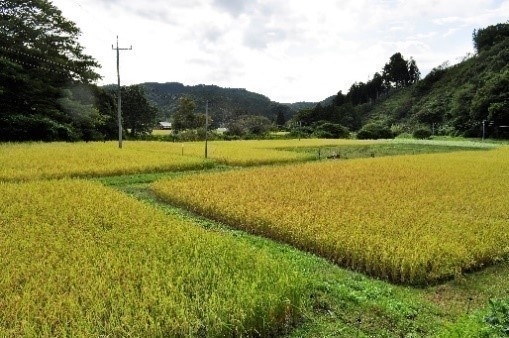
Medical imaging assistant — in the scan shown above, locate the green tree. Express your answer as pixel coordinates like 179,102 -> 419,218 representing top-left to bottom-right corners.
0,0 -> 101,141
275,110 -> 286,129
408,58 -> 421,84
58,86 -> 108,141
415,97 -> 447,125
356,123 -> 394,139
172,96 -> 197,132
311,122 -> 350,139
383,52 -> 416,88
473,22 -> 509,53
471,70 -> 509,124
226,115 -> 272,137
366,72 -> 385,101
92,86 -> 118,140
121,85 -> 158,137
347,82 -> 369,105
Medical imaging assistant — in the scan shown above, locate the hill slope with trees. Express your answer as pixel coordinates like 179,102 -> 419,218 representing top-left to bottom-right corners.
295,22 -> 509,139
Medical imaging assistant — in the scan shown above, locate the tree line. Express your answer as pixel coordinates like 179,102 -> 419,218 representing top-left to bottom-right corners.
292,52 -> 420,137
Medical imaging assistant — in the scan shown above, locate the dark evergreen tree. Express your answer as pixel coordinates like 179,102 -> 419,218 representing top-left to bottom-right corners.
347,82 -> 369,105
92,86 -> 118,140
269,103 -> 290,129
172,96 -> 197,132
121,85 -> 158,137
408,58 -> 421,84
332,90 -> 346,106
383,52 -> 411,88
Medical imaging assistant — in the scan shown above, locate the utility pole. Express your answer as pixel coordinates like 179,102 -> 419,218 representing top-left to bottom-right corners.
205,101 -> 209,158
112,36 -> 132,149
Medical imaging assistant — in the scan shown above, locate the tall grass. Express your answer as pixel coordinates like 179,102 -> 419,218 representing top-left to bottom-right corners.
0,179 -> 307,336
152,147 -> 509,285
0,141 -> 212,182
1,139 -> 485,182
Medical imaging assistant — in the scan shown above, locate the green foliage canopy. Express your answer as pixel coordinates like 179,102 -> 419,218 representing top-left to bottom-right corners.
473,22 -> 509,53
172,96 -> 198,132
0,0 -> 102,141
121,85 -> 158,137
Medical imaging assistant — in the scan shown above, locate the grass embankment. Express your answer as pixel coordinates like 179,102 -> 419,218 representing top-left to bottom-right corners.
284,138 -> 496,160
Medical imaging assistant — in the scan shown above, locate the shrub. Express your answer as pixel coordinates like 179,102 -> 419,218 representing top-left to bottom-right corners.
483,298 -> 509,336
396,132 -> 413,139
412,128 -> 432,139
357,123 -> 394,139
312,122 -> 350,139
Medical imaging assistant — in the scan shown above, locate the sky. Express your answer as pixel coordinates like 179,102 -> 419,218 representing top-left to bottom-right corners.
50,0 -> 509,103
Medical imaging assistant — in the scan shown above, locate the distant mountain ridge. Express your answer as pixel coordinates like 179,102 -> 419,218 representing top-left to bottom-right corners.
139,82 -> 321,125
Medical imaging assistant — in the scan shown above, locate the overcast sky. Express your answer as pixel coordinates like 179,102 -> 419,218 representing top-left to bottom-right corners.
51,0 -> 508,103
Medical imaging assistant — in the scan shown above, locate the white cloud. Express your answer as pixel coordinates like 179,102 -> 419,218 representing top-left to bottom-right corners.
50,0 -> 509,102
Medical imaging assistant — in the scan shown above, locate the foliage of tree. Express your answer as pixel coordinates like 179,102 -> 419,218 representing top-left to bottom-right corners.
473,22 -> 509,53
382,53 -> 420,89
226,115 -> 272,137
0,0 -> 102,141
270,103 -> 290,129
311,122 -> 350,139
356,123 -> 394,140
172,96 -> 198,132
141,82 -> 297,128
121,85 -> 158,137
57,86 -> 107,141
413,67 -> 446,96
412,128 -> 432,139
414,97 -> 447,125
275,110 -> 286,128
309,23 -> 508,140
92,86 -> 118,140
291,53 -> 419,137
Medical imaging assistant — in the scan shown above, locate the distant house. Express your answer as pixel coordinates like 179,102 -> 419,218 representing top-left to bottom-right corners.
158,121 -> 172,130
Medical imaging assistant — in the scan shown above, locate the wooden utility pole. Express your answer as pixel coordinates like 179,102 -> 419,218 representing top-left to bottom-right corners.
205,101 -> 209,158
112,36 -> 132,149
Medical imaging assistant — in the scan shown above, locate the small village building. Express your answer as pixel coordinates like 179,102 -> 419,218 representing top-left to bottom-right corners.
158,121 -> 172,130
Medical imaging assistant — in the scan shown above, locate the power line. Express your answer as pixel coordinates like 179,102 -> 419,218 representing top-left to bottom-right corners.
0,46 -> 87,73
0,55 -> 71,76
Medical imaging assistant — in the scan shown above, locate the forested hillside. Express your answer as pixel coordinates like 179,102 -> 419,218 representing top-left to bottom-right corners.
366,22 -> 509,138
296,22 -> 509,139
141,82 -> 309,128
